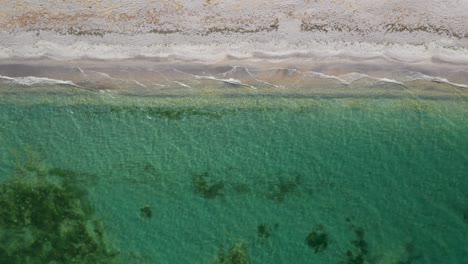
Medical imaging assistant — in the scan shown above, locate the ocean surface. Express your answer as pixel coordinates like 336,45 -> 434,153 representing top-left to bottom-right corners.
0,91 -> 467,263
1,1 -> 468,263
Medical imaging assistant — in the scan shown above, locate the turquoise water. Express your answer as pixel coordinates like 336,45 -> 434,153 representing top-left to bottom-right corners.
0,94 -> 467,263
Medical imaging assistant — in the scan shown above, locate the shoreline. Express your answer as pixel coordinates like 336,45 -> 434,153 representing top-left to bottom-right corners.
0,58 -> 467,100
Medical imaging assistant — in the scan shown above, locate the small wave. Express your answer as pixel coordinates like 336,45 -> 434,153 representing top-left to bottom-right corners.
75,69 -> 163,89
390,71 -> 468,88
133,80 -> 147,88
195,75 -> 256,89
0,74 -> 79,87
222,66 -> 280,88
173,81 -> 192,89
304,71 -> 404,86
340,73 -> 404,86
305,71 -> 345,83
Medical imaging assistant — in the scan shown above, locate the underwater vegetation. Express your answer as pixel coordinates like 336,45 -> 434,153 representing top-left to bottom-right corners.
256,223 -> 279,240
338,218 -> 371,264
341,226 -> 369,264
213,241 -> 249,264
128,251 -> 151,264
339,219 -> 421,264
266,175 -> 304,202
140,206 -> 152,219
229,182 -> 251,194
305,224 -> 329,253
107,106 -> 223,120
192,173 -> 225,199
463,203 -> 468,223
188,171 -> 311,203
393,243 -> 422,264
0,155 -> 119,263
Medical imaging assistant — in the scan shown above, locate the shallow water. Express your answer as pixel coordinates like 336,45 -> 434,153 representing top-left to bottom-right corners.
0,93 -> 467,263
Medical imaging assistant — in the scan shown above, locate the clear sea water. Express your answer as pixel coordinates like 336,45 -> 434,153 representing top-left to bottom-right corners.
0,93 -> 467,263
